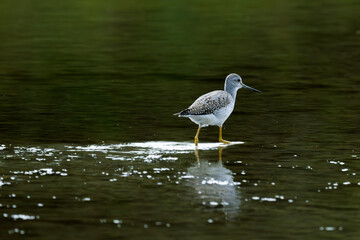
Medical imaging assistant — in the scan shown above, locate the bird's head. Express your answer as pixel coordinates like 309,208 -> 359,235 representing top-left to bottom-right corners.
225,73 -> 261,93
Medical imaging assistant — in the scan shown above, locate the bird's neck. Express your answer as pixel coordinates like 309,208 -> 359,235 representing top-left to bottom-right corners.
224,83 -> 238,100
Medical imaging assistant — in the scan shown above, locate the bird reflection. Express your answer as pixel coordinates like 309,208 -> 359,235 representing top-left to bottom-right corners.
186,147 -> 241,220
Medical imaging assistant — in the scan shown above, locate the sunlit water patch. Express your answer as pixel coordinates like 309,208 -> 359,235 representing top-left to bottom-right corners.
69,141 -> 243,153
65,141 -> 243,164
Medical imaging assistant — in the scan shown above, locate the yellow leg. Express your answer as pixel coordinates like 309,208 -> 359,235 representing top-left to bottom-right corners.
219,126 -> 230,144
194,126 -> 201,146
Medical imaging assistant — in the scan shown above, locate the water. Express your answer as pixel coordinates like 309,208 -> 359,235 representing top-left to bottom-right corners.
1,0 -> 360,239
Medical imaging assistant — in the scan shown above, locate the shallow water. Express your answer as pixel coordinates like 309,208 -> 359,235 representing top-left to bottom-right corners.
1,0 -> 360,239
1,141 -> 359,239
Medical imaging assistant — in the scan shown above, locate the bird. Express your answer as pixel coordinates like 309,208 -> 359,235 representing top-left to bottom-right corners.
174,73 -> 261,146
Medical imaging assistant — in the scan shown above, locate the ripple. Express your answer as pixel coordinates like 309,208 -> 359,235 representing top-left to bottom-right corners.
10,214 -> 39,221
10,168 -> 67,176
260,197 -> 277,202
0,179 -> 11,187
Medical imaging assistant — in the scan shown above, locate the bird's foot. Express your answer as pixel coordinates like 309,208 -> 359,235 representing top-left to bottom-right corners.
194,137 -> 199,146
219,139 -> 231,144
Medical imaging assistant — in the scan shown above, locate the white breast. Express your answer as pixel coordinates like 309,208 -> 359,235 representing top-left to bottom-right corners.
189,103 -> 234,127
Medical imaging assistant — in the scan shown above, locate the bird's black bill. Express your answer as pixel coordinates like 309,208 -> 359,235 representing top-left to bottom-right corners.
242,84 -> 262,93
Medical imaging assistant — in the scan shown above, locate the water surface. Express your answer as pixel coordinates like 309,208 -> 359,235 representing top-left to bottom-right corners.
1,0 -> 360,239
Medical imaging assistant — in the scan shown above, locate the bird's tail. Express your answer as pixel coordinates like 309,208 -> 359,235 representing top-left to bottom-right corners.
173,109 -> 190,117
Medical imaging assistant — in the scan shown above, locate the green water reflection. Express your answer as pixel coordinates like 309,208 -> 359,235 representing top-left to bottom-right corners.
1,0 -> 360,239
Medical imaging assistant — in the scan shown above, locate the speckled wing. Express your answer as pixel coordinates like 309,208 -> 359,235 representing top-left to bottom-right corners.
175,90 -> 232,116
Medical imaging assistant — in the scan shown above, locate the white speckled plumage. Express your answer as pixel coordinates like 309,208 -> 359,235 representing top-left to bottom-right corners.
175,73 -> 261,145
186,90 -> 234,127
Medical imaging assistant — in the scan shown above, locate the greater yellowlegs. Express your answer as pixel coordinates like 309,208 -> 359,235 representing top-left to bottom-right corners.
174,73 -> 261,146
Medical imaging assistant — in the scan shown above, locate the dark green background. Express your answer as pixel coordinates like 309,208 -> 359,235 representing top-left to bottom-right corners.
1,0 -> 359,144
0,0 -> 359,239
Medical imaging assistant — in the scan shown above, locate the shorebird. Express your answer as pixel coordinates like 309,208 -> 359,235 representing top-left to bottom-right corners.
174,73 -> 261,146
